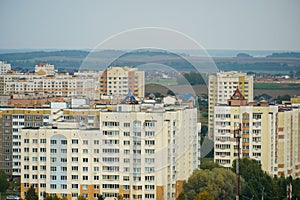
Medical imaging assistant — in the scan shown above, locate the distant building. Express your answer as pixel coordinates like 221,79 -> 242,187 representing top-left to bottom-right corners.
0,65 -> 144,104
0,61 -> 11,74
99,66 -> 145,99
34,62 -> 56,75
20,103 -> 200,200
208,71 -> 253,139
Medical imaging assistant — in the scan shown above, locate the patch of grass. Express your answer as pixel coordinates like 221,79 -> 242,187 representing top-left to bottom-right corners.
254,83 -> 300,90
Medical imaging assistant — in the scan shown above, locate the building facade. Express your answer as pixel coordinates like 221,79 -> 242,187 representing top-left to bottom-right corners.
99,66 -> 145,99
214,89 -> 300,178
208,71 -> 253,139
20,103 -> 199,200
0,61 -> 11,75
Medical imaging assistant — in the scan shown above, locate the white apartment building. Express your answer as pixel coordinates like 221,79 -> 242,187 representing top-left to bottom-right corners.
0,61 -> 11,74
208,71 -> 253,139
21,103 -> 200,200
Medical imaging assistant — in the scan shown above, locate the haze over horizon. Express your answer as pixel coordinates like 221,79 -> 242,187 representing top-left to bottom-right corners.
0,0 -> 300,51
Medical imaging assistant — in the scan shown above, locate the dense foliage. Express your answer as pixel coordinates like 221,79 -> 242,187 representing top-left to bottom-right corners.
25,185 -> 38,200
0,169 -> 8,193
180,158 -> 300,200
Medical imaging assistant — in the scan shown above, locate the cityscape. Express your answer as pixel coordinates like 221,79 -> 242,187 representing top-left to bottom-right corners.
1,1 -> 300,200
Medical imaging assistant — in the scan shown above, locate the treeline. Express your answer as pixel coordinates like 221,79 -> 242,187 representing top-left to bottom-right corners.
267,52 -> 300,58
177,72 -> 206,85
178,158 -> 300,200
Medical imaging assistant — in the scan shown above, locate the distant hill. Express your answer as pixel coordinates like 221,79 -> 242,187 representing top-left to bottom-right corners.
1,49 -> 300,74
236,53 -> 252,58
266,52 -> 300,58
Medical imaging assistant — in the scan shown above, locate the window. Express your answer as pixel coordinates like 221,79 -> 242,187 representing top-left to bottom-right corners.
72,148 -> 78,153
50,140 -> 57,144
83,167 -> 88,172
83,158 -> 88,162
61,149 -> 67,153
83,176 -> 88,180
24,139 -> 29,143
50,149 -> 57,154
94,140 -> 99,145
72,139 -> 78,144
61,140 -> 67,145
50,166 -> 57,172
145,176 -> 155,181
40,139 -> 46,143
40,157 -> 46,161
145,140 -> 155,146
40,165 -> 46,170
83,140 -> 88,145
145,131 -> 155,137
124,122 -> 130,127
124,132 -> 130,136
83,149 -> 88,154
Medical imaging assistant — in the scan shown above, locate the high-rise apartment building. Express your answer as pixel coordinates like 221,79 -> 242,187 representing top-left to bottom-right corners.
277,107 -> 300,177
208,71 -> 253,139
20,103 -> 200,200
0,108 -> 52,176
214,89 -> 300,178
99,66 -> 145,99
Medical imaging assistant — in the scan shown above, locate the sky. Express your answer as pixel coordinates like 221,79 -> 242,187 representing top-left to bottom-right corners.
0,0 -> 300,50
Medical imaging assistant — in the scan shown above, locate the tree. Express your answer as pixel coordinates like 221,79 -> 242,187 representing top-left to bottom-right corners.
115,195 -> 124,200
77,196 -> 87,200
176,192 -> 187,200
167,89 -> 175,96
97,194 -> 105,200
45,194 -> 62,200
25,185 -> 38,200
183,168 -> 237,200
194,191 -> 214,200
0,170 -> 8,193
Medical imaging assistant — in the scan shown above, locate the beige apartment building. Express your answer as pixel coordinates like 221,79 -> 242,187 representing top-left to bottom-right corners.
277,107 -> 300,178
0,64 -> 144,101
208,71 -> 253,139
214,89 -> 300,178
20,103 -> 200,200
99,66 -> 145,99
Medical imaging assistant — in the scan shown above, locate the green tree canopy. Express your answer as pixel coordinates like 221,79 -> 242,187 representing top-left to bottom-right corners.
183,168 -> 237,200
25,185 -> 38,200
0,170 -> 8,193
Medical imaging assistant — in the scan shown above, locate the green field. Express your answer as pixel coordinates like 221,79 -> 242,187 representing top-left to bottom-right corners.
254,83 -> 300,90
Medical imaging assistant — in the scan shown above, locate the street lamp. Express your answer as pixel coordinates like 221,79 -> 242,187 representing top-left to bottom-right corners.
234,122 -> 242,200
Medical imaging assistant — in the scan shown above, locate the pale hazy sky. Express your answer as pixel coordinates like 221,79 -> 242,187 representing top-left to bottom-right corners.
0,0 -> 299,50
